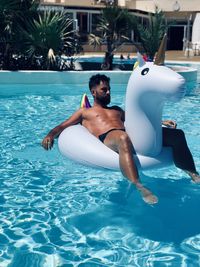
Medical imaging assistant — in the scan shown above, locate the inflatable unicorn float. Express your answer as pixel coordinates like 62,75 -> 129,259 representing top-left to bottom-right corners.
58,35 -> 186,170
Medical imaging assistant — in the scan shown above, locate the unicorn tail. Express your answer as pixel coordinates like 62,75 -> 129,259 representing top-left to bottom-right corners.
80,93 -> 91,108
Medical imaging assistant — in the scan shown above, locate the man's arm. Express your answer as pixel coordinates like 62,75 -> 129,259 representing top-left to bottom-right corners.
121,109 -> 125,122
42,108 -> 83,150
111,106 -> 125,122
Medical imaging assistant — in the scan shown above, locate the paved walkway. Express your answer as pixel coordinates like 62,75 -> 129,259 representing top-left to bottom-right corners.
165,50 -> 200,62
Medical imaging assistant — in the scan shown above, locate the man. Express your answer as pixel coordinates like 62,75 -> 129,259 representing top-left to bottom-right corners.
42,74 -> 200,205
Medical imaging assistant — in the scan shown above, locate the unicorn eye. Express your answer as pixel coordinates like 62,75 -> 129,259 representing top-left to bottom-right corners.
141,68 -> 149,75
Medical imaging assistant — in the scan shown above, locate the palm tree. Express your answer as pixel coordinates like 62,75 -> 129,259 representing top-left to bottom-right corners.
89,4 -> 134,70
20,11 -> 75,70
0,1 -> 80,70
0,0 -> 39,69
136,7 -> 167,60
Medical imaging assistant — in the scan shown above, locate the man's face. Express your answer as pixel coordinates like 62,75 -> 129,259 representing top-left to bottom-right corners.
92,81 -> 111,105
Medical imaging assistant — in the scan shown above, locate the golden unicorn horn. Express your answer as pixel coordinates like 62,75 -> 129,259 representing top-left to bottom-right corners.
154,33 -> 167,65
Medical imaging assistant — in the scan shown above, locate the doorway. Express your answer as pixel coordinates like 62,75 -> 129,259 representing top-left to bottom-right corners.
168,26 -> 184,50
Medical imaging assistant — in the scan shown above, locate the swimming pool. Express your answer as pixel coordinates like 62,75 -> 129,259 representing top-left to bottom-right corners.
77,56 -> 136,65
0,65 -> 200,266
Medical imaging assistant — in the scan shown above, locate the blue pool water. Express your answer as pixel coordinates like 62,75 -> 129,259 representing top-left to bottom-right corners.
0,65 -> 200,266
77,56 -> 136,65
77,55 -> 195,68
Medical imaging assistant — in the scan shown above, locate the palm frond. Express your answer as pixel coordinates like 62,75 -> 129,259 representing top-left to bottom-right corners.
88,34 -> 102,48
92,5 -> 133,54
21,10 -> 74,58
137,7 -> 167,59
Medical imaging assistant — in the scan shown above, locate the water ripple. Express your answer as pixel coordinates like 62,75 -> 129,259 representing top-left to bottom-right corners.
0,81 -> 200,266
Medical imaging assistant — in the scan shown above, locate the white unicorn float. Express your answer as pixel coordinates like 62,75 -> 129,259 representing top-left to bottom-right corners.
58,36 -> 186,170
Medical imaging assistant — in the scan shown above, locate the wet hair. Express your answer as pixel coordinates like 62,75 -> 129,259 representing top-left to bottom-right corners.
89,74 -> 110,91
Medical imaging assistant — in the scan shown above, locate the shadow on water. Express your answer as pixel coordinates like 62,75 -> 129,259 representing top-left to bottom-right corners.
68,174 -> 200,244
123,174 -> 200,244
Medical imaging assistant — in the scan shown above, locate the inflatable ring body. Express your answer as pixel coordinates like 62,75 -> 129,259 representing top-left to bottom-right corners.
58,125 -> 173,170
58,56 -> 186,171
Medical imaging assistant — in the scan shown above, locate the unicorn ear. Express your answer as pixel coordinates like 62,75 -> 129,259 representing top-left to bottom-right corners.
137,52 -> 145,67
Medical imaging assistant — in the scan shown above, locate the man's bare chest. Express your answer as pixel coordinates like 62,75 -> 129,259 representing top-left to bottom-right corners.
84,108 -> 121,121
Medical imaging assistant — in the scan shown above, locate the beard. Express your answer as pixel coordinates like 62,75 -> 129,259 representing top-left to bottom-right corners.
96,93 -> 110,106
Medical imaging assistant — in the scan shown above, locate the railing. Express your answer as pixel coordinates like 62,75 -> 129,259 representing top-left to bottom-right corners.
93,0 -> 117,6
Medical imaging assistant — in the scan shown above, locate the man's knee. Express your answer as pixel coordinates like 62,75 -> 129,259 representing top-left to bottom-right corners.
174,129 -> 186,143
163,128 -> 186,147
171,129 -> 187,149
176,129 -> 185,137
119,132 -> 132,150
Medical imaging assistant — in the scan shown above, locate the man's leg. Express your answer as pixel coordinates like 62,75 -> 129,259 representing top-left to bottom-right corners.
163,127 -> 200,182
103,130 -> 158,204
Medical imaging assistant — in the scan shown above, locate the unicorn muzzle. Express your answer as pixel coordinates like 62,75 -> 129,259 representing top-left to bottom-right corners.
167,76 -> 186,102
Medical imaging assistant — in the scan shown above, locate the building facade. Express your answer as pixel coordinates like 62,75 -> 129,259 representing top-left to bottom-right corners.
40,0 -> 200,53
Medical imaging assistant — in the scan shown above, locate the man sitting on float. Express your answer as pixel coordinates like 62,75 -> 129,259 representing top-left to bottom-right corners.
42,36 -> 200,205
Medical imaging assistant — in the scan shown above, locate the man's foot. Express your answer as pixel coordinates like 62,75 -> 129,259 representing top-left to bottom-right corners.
136,184 -> 158,205
186,171 -> 200,183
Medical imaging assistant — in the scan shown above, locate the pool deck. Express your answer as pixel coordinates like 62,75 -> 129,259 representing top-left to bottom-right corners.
165,51 -> 200,63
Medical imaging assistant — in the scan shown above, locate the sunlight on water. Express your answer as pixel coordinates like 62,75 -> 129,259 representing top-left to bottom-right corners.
0,66 -> 200,266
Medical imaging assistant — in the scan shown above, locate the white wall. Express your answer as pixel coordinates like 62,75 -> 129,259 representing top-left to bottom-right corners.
41,0 -> 200,12
153,0 -> 200,12
125,0 -> 199,13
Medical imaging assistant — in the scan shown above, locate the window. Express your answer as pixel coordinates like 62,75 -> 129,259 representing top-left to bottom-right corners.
77,12 -> 88,33
91,13 -> 101,34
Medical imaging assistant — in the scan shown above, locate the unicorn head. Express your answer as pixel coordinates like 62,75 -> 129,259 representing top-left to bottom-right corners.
125,35 -> 186,156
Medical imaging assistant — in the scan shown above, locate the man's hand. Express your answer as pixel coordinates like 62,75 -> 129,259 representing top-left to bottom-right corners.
162,120 -> 177,129
41,135 -> 54,150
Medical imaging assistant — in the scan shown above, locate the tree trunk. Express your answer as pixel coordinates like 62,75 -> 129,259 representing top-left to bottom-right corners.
101,51 -> 113,70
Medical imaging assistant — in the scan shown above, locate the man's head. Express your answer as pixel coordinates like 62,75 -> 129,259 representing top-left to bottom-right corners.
89,74 -> 111,106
